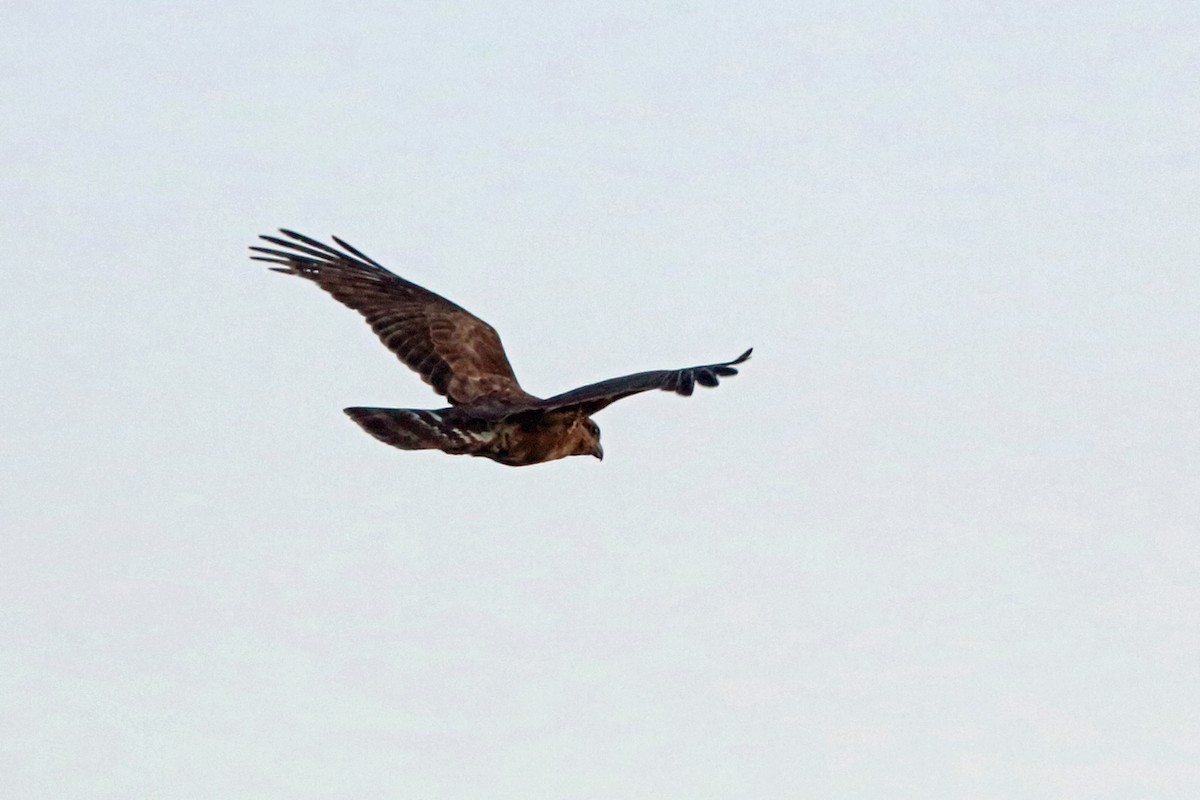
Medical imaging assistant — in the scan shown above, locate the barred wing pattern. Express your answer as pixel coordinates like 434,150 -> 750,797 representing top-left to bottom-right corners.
530,348 -> 753,417
251,230 -> 528,406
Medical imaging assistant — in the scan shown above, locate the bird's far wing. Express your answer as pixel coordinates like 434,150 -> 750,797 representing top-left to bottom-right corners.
529,349 -> 753,417
251,229 -> 529,406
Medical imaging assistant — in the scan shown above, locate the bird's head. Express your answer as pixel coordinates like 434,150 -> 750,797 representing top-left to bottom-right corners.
572,416 -> 603,460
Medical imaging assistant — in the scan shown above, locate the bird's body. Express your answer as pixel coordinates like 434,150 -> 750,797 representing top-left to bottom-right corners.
251,229 -> 750,466
344,405 -> 601,467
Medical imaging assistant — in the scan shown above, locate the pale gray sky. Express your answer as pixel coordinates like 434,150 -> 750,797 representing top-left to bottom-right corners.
3,2 -> 1199,798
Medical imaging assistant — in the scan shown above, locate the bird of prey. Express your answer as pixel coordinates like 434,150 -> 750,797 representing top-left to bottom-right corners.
251,229 -> 751,466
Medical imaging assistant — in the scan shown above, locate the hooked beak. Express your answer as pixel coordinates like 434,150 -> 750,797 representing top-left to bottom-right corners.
591,442 -> 604,461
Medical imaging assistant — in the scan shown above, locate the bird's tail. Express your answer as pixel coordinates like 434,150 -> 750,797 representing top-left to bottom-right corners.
343,407 -> 494,455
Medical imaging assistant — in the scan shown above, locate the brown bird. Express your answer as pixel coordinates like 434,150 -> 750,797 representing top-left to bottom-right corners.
251,230 -> 751,466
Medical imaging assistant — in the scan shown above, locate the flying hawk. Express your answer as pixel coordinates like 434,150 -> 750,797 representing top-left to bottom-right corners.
251,229 -> 751,466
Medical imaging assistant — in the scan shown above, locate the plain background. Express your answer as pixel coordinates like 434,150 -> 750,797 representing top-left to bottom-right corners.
3,2 -> 1198,797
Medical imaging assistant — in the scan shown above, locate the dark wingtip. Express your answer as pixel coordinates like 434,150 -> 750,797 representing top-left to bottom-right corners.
331,234 -> 385,268
732,347 -> 753,364
254,229 -> 385,270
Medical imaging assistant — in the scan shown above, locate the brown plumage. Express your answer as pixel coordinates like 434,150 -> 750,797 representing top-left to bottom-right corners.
251,229 -> 751,466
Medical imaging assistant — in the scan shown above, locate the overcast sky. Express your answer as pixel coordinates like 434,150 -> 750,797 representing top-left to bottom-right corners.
3,2 -> 1199,798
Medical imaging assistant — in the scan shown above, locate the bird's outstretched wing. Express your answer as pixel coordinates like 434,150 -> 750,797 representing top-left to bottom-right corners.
526,349 -> 753,417
251,229 -> 529,406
